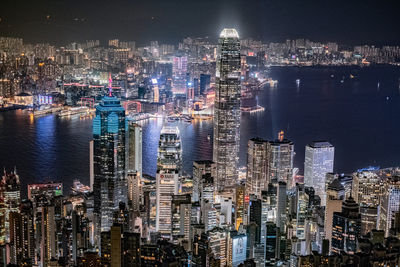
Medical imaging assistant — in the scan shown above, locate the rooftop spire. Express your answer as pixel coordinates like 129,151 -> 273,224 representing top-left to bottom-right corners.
108,72 -> 112,97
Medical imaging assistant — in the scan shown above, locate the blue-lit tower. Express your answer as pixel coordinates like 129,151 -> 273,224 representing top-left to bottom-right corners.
93,80 -> 127,233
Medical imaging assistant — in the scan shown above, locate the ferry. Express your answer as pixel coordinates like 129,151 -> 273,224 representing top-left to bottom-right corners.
59,106 -> 95,117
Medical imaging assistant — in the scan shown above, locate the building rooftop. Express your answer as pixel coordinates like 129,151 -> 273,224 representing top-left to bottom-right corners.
220,28 -> 239,39
307,141 -> 333,148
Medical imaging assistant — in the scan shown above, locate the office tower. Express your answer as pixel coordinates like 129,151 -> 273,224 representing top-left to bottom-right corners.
265,222 -> 280,266
192,233 -> 209,266
35,201 -> 57,266
1,170 -> 20,242
156,126 -> 182,237
235,183 -> 245,230
353,170 -> 384,235
379,176 -> 400,236
127,172 -> 141,215
220,197 -> 233,226
267,133 -> 294,186
172,55 -> 188,95
276,181 -> 287,231
324,179 -> 344,251
9,211 -> 22,265
326,173 -> 353,200
93,94 -> 126,232
193,78 -> 200,96
246,138 -> 268,198
199,74 -> 211,95
171,194 -> 192,249
187,80 -> 195,100
126,122 -> 142,174
20,200 -> 35,263
304,141 -> 335,206
193,160 -> 215,202
100,225 -> 121,267
296,184 -> 309,240
331,197 -> 361,255
208,228 -> 228,266
200,174 -> 218,231
90,140 -> 94,190
227,232 -> 247,267
123,232 -> 141,266
213,28 -> 241,190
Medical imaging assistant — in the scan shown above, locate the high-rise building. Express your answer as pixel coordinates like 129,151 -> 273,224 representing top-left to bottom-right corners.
0,170 -> 20,242
193,160 -> 215,202
379,176 -> 400,236
156,126 -> 182,237
126,122 -> 142,175
199,74 -> 211,95
353,170 -> 384,235
331,197 -> 361,255
171,194 -> 192,249
172,55 -> 188,95
93,95 -> 127,232
304,141 -> 335,206
213,28 -> 241,190
324,179 -> 344,251
267,134 -> 294,186
246,138 -> 268,198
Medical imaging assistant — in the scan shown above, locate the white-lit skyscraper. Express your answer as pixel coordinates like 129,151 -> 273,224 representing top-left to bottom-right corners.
172,55 -> 188,95
127,122 -> 142,175
213,28 -> 241,190
304,141 -> 334,206
156,126 -> 182,237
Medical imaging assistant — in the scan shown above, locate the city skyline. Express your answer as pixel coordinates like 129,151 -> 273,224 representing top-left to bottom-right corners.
1,18 -> 400,265
1,0 -> 400,46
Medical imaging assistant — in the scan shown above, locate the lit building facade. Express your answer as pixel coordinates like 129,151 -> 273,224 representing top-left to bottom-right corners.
156,126 -> 182,237
304,141 -> 335,206
172,55 -> 188,95
246,138 -> 268,198
267,136 -> 294,186
213,28 -> 241,190
92,95 -> 127,232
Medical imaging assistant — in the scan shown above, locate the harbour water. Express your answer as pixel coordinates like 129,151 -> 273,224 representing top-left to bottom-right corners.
1,66 -> 400,196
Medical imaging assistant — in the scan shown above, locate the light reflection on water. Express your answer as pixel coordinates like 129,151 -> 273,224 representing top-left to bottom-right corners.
1,66 -> 400,196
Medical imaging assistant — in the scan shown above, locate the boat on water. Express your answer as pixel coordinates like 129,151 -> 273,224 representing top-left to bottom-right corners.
59,106 -> 95,117
296,79 -> 300,86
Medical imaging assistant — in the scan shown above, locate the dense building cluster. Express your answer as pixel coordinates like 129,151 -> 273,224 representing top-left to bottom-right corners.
2,29 -> 400,267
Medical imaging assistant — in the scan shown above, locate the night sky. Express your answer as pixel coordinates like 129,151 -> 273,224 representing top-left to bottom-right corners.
1,0 -> 399,46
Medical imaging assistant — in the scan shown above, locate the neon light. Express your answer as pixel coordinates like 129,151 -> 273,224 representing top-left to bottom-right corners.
108,73 -> 112,97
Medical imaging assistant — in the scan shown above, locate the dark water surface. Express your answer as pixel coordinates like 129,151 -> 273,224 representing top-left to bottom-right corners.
1,66 -> 400,196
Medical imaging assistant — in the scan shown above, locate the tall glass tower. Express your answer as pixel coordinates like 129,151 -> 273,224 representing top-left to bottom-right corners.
304,141 -> 334,206
93,95 -> 127,232
156,126 -> 182,237
213,28 -> 241,190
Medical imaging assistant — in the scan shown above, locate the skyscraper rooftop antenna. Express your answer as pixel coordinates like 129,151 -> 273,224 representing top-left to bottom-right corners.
108,72 -> 112,97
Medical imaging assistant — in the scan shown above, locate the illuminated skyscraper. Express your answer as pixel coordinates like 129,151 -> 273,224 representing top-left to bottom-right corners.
246,138 -> 268,198
172,55 -> 188,95
331,197 -> 361,255
156,126 -> 182,237
213,28 -> 241,190
193,160 -> 216,202
0,169 -> 20,243
93,94 -> 127,232
304,141 -> 335,206
267,133 -> 294,186
126,122 -> 142,175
